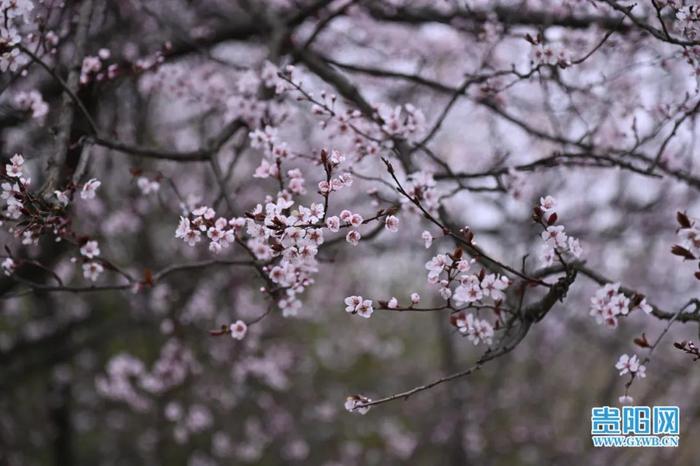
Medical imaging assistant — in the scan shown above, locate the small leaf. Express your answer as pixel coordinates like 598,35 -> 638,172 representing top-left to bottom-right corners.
532,206 -> 542,223
677,211 -> 692,229
143,268 -> 153,287
634,333 -> 650,348
671,245 -> 696,260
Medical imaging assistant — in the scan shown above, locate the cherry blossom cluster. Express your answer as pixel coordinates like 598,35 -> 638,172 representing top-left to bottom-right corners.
221,63 -> 291,127
335,209 -> 363,246
234,62 -> 290,98
455,272 -> 509,305
80,48 -> 119,85
13,90 -> 48,121
425,251 -> 508,307
0,0 -> 33,72
402,171 -> 440,213
175,197 -> 324,317
377,103 -> 426,143
1,153 -> 107,282
589,282 -> 652,328
259,61 -> 290,94
254,200 -> 329,316
136,176 -> 160,195
452,312 -> 494,346
78,239 -> 103,282
2,154 -> 30,219
615,353 -> 647,378
316,150 -> 352,194
95,354 -> 151,412
344,296 -> 374,318
166,402 -> 214,445
250,126 -> 291,179
676,5 -> 700,40
53,178 -> 100,208
175,206 -> 244,250
536,196 -> 584,266
1,153 -> 103,252
279,72 -> 368,143
308,90 -> 341,119
281,70 -> 424,157
175,142 -> 395,322
96,339 -> 199,412
527,34 -> 571,68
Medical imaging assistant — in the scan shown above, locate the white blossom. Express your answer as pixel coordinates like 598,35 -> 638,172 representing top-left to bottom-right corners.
81,178 -> 102,200
2,257 -> 15,275
345,395 -> 372,415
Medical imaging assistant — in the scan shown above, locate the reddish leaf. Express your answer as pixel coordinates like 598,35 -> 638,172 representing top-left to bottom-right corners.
634,333 -> 650,348
677,211 -> 692,229
143,268 -> 153,287
532,206 -> 542,223
671,245 -> 696,260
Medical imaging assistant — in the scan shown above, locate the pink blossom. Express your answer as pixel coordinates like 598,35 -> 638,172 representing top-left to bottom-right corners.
326,216 -> 340,232
137,177 -> 160,194
346,230 -> 361,246
5,153 -> 24,178
80,240 -> 101,259
230,320 -> 248,340
540,195 -> 556,212
356,299 -> 374,318
480,274 -> 509,301
637,298 -> 653,314
457,313 -> 494,346
385,215 -> 399,232
349,213 -> 363,227
344,295 -> 363,314
541,225 -> 567,249
83,261 -> 104,282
